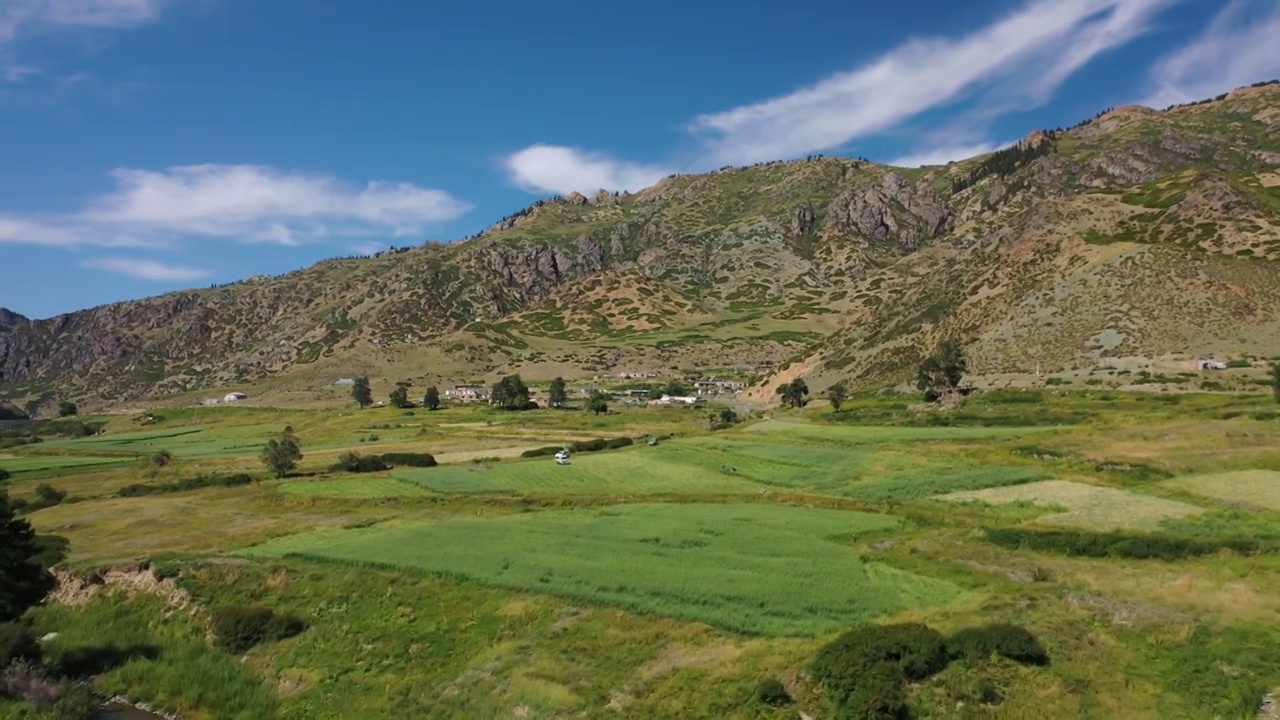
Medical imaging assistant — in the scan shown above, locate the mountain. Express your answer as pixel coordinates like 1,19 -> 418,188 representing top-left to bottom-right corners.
3,83 -> 1280,405
0,309 -> 27,333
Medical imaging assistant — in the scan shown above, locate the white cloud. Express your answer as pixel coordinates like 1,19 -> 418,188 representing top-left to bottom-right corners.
890,141 -> 1006,168
2,64 -> 39,82
83,256 -> 210,281
690,0 -> 1177,167
0,163 -> 472,247
0,0 -> 164,42
503,144 -> 672,195
502,0 -> 1178,192
1140,0 -> 1280,109
350,241 -> 386,255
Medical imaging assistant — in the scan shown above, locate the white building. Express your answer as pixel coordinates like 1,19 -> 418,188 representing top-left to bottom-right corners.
223,391 -> 248,402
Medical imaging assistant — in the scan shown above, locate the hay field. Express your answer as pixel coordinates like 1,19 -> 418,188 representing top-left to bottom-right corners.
243,503 -> 968,636
942,479 -> 1205,530
1165,470 -> 1280,511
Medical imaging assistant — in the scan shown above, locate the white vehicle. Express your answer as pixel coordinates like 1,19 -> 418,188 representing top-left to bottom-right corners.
554,449 -> 571,465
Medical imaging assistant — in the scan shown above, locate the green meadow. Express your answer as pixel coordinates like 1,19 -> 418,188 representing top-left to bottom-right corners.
244,503 -> 965,636
4,390 -> 1280,719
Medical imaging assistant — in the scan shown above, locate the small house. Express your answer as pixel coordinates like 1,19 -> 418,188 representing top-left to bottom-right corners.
1198,358 -> 1227,371
333,378 -> 356,386
444,385 -> 489,402
223,391 -> 248,402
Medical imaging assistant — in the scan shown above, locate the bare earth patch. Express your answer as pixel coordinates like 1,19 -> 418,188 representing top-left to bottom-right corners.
940,479 -> 1204,531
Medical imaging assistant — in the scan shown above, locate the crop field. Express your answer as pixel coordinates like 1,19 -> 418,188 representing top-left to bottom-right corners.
278,476 -> 432,499
1166,470 -> 1280,511
243,503 -> 968,636
942,479 -> 1206,530
7,391 -> 1280,719
0,452 -> 133,474
394,447 -> 765,496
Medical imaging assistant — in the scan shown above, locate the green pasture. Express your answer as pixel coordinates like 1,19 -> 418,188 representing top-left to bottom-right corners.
279,476 -> 432,499
244,503 -> 968,636
0,453 -> 133,475
744,419 -> 1062,444
394,446 -> 765,496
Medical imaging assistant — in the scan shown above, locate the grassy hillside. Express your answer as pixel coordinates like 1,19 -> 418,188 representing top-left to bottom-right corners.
3,83 -> 1280,407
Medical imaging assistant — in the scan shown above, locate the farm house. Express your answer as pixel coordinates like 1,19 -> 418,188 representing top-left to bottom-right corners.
223,391 -> 249,402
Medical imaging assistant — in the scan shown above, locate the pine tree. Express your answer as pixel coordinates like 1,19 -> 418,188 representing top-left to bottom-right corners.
548,377 -> 568,408
424,386 -> 441,411
0,491 -> 56,622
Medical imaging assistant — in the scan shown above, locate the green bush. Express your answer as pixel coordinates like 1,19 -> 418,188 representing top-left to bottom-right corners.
984,528 -> 1262,560
947,624 -> 1049,666
0,468 -> 9,482
0,621 -> 40,667
51,683 -> 101,720
754,678 -> 791,707
520,446 -> 563,458
211,606 -> 306,654
813,623 -> 947,712
332,452 -> 390,473
838,662 -> 909,720
117,473 -> 253,497
379,452 -> 436,468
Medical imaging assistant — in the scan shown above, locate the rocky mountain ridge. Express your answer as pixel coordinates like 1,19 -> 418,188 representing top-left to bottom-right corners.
3,82 -> 1280,405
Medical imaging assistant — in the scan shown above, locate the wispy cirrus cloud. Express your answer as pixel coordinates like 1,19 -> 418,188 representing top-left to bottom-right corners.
0,164 -> 472,248
1140,0 -> 1280,109
83,256 -> 211,281
0,0 -> 166,42
504,0 -> 1181,192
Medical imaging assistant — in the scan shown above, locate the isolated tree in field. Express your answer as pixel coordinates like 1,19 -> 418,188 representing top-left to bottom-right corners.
827,381 -> 848,411
352,377 -> 373,408
710,407 -> 740,429
491,375 -> 530,410
150,449 -> 173,468
775,379 -> 809,408
423,385 -> 441,411
389,381 -> 412,409
917,339 -> 968,401
0,491 -> 56,622
57,401 -> 77,417
260,427 -> 302,478
585,390 -> 609,415
548,377 -> 568,408
1272,362 -> 1280,404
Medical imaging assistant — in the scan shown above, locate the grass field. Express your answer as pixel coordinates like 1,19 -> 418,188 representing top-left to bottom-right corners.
7,390 -> 1280,719
0,452 -> 133,474
1166,470 -> 1280,511
942,479 -> 1206,530
278,476 -> 433,499
243,503 -> 968,636
394,448 -> 765,496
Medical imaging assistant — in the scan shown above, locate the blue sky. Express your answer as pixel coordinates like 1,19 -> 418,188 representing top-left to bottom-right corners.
1,0 -> 1278,319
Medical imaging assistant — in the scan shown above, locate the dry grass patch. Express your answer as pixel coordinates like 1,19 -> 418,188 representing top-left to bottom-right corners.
941,479 -> 1204,531
1166,470 -> 1280,511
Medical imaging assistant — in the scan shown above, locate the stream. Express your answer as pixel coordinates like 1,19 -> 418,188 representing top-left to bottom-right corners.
96,702 -> 170,719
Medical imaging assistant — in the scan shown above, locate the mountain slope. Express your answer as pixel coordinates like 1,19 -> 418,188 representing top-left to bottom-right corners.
3,83 -> 1280,405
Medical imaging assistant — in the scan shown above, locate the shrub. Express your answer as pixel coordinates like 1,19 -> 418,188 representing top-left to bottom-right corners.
520,446 -> 564,458
116,473 -> 253,498
755,678 -> 792,707
0,622 -> 40,668
211,606 -> 306,654
149,450 -> 173,468
813,623 -> 947,710
839,662 -> 909,720
332,452 -> 390,473
948,624 -> 1049,666
0,468 -> 9,482
983,528 -> 1262,560
379,452 -> 436,468
51,682 -> 100,720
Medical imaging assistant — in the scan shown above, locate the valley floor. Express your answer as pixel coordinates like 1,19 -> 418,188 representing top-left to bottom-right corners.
3,390 -> 1280,719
